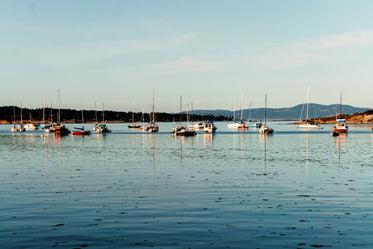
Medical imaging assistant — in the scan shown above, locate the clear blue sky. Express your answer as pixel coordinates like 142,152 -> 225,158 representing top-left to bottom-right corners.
1,0 -> 373,112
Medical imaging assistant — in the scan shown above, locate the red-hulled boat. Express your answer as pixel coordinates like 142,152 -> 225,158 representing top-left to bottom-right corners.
71,127 -> 91,136
333,119 -> 348,133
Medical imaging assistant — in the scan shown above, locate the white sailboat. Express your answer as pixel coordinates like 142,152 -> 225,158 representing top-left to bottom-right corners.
143,89 -> 159,132
259,94 -> 273,134
299,86 -> 320,129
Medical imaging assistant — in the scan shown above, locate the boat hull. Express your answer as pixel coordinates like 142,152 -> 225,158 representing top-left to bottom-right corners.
259,126 -> 274,134
72,131 -> 91,135
333,128 -> 348,133
299,124 -> 320,129
128,123 -> 141,129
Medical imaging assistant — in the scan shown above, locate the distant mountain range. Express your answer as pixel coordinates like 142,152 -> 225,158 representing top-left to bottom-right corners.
190,104 -> 371,120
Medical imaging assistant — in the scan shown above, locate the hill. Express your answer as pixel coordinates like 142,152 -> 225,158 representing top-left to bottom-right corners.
191,104 -> 370,120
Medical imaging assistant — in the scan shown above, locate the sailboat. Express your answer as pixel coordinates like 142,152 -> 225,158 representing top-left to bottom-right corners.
246,102 -> 261,128
237,92 -> 248,130
50,90 -> 70,135
259,94 -> 274,134
93,103 -> 111,133
227,101 -> 240,128
227,93 -> 247,129
143,89 -> 159,132
128,103 -> 141,128
11,104 -> 26,132
172,96 -> 196,136
38,95 -> 50,130
299,86 -> 320,129
72,105 -> 91,135
332,93 -> 348,134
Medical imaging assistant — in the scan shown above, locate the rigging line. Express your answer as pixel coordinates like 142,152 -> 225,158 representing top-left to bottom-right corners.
299,90 -> 308,121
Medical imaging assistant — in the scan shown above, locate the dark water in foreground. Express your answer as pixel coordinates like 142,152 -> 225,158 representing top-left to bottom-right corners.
1,122 -> 373,248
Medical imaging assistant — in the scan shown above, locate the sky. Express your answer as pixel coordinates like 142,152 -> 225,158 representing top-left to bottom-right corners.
1,0 -> 373,112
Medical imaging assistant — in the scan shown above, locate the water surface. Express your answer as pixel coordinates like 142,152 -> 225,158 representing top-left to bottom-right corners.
1,122 -> 373,248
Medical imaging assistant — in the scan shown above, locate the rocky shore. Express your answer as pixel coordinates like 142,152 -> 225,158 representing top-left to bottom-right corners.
317,112 -> 373,124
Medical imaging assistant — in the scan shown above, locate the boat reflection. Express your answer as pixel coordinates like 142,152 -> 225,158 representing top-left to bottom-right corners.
203,133 -> 214,148
334,133 -> 347,167
299,133 -> 310,175
174,135 -> 194,167
141,134 -> 157,168
260,133 -> 268,174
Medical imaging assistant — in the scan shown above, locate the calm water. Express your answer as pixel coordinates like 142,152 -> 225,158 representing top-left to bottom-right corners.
1,122 -> 373,249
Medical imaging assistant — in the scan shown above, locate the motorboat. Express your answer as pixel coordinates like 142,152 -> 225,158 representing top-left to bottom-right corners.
333,118 -> 348,133
203,121 -> 217,133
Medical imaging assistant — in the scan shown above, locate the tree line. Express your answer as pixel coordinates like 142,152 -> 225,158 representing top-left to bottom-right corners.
0,106 -> 228,123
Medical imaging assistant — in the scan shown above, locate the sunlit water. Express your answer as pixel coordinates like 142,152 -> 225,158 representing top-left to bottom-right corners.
1,122 -> 373,248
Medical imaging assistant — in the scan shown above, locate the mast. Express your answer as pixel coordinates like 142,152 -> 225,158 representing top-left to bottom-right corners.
95,101 -> 98,123
50,102 -> 53,124
20,102 -> 23,125
339,92 -> 342,118
241,92 -> 244,121
132,102 -> 135,123
187,104 -> 190,127
306,86 -> 310,121
179,95 -> 182,126
233,101 -> 236,121
149,104 -> 151,123
142,108 -> 144,126
43,94 -> 45,124
190,101 -> 193,123
57,89 -> 61,124
264,94 -> 267,126
249,102 -> 252,122
81,104 -> 84,124
102,103 -> 105,122
152,88 -> 155,122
